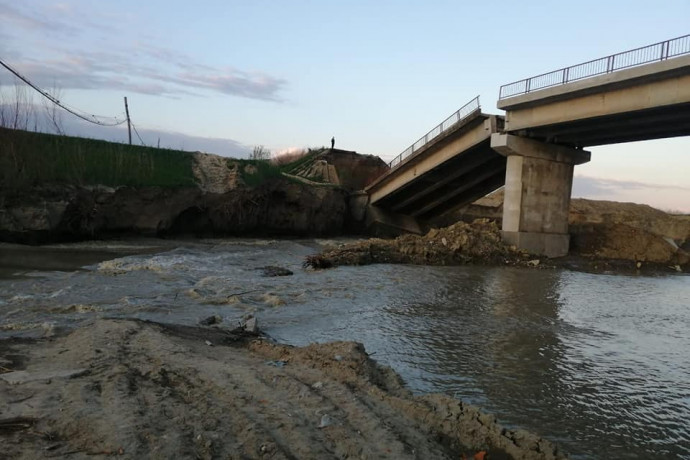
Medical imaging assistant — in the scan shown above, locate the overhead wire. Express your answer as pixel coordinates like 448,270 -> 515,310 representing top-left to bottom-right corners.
130,121 -> 146,146
0,57 -> 127,127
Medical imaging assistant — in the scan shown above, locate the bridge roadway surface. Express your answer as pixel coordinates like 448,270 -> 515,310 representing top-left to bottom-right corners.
365,111 -> 505,221
364,50 -> 690,256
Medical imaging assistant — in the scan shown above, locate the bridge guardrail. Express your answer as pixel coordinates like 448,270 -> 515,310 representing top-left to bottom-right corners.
499,34 -> 690,100
388,96 -> 480,169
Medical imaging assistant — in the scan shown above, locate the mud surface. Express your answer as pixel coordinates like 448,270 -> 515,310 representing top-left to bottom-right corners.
1,319 -> 564,460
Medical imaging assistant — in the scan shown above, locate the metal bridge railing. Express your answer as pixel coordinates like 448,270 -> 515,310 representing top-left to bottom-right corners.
499,34 -> 690,100
388,96 -> 481,169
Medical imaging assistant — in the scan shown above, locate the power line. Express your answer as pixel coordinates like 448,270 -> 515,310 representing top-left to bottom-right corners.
0,57 -> 127,127
130,121 -> 145,146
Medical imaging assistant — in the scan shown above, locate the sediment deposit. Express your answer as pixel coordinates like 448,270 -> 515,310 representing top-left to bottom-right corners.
0,319 -> 565,460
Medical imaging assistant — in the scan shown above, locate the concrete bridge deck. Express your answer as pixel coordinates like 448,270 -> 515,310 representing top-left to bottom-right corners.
498,54 -> 690,146
366,111 -> 505,221
364,34 -> 690,255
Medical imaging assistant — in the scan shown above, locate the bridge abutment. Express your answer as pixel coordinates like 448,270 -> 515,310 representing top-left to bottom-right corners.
491,134 -> 590,257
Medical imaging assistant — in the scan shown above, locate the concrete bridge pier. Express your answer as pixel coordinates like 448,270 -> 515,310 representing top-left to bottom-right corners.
490,134 -> 591,257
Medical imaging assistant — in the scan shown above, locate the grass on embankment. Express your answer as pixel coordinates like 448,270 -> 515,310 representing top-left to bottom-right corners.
0,128 -> 334,190
0,127 -> 196,188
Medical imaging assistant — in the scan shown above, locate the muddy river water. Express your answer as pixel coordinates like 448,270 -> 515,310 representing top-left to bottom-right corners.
1,238 -> 689,459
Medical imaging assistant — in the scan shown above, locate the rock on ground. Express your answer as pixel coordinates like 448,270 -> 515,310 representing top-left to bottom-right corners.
0,319 -> 564,460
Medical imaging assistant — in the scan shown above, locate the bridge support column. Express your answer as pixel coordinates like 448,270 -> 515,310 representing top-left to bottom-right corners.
491,134 -> 590,257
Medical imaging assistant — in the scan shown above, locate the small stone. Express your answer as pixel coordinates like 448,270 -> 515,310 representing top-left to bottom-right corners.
527,259 -> 540,267
441,237 -> 448,246
334,355 -> 343,362
244,317 -> 258,333
312,381 -> 323,389
204,340 -> 213,346
636,261 -> 642,269
318,414 -> 332,428
199,315 -> 222,326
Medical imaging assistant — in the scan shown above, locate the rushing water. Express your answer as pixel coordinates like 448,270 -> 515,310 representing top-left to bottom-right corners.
1,239 -> 689,459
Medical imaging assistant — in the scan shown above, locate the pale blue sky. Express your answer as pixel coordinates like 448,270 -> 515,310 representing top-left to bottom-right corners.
1,1 -> 689,211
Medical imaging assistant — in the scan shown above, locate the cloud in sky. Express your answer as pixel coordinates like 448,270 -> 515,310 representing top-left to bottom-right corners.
0,4 -> 287,101
0,3 -> 80,36
573,175 -> 690,213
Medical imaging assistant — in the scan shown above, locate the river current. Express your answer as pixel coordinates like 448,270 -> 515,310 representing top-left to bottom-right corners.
0,238 -> 688,459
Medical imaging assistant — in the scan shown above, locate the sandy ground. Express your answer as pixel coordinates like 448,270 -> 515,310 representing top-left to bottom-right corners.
0,319 -> 565,460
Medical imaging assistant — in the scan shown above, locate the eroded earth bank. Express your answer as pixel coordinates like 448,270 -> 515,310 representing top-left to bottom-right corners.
1,319 -> 564,460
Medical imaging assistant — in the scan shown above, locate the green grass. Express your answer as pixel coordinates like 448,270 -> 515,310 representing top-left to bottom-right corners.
237,159 -> 283,187
0,127 -> 196,188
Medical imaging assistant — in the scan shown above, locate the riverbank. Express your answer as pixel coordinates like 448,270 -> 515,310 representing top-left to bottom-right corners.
1,318 -> 564,459
0,128 -> 399,244
304,218 -> 690,274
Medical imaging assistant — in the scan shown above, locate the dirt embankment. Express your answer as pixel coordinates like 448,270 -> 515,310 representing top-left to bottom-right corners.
305,211 -> 689,273
0,149 -> 357,244
0,180 -> 349,245
285,149 -> 389,191
304,219 -> 538,270
568,199 -> 690,265
433,190 -> 690,268
0,149 -> 392,244
1,319 -> 564,460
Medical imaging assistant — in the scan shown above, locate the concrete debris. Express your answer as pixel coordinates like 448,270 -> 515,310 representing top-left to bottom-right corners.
244,316 -> 258,333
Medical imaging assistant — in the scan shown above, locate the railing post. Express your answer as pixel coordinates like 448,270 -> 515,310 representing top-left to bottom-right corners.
526,79 -> 531,93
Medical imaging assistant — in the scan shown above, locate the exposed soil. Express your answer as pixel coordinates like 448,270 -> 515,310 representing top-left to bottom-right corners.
304,219 -> 538,270
433,189 -> 690,268
192,152 -> 241,194
0,319 -> 564,460
0,179 -> 349,244
287,149 -> 389,191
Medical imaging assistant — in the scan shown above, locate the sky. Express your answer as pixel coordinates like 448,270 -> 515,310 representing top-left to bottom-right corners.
1,0 -> 689,212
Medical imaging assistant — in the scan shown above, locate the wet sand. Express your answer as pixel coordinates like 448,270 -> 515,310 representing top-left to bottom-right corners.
1,319 -> 564,459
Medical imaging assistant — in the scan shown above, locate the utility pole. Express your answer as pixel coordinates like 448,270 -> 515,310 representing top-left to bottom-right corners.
124,96 -> 131,145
